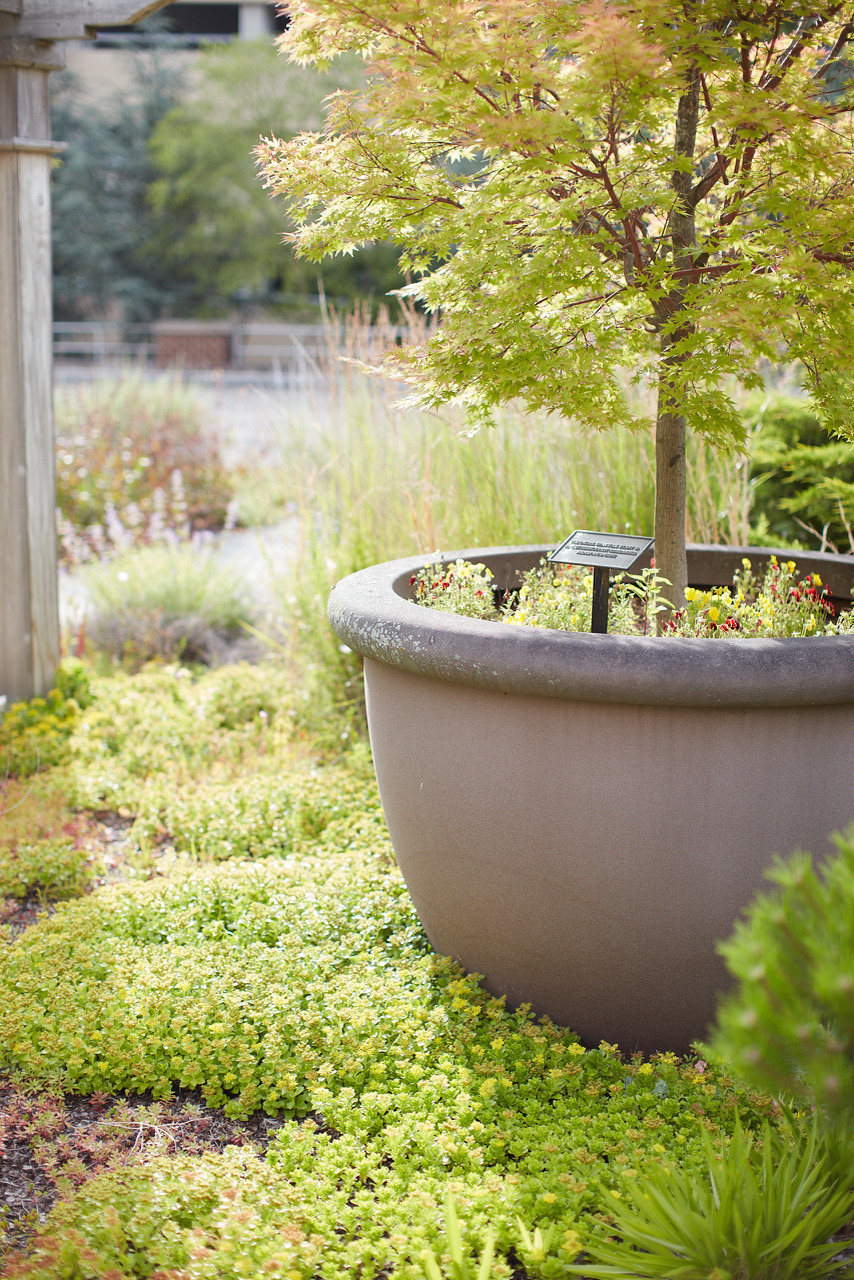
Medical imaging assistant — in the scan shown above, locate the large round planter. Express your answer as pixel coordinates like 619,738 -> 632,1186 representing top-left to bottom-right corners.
329,544 -> 854,1054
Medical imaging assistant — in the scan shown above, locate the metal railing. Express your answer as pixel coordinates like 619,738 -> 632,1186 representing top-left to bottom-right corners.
53,320 -> 399,375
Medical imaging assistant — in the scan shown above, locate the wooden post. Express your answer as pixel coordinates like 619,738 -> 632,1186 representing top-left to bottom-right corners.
0,2 -> 174,702
0,36 -> 63,702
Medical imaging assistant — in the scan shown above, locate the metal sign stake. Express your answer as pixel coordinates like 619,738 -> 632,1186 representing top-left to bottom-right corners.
591,566 -> 610,634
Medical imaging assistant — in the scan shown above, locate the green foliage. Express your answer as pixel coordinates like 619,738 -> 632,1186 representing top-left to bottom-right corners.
420,1196 -> 500,1280
0,659 -> 802,1275
0,837 -> 97,904
53,660 -> 94,712
83,544 -> 255,668
262,0 -> 854,437
3,1148 -> 326,1280
0,841 -> 773,1271
747,394 -> 854,553
130,766 -> 392,864
147,39 -> 404,314
571,1112 -> 854,1280
61,665 -> 302,816
55,374 -> 234,562
711,826 -> 854,1126
0,662 -> 93,779
50,30 -> 186,321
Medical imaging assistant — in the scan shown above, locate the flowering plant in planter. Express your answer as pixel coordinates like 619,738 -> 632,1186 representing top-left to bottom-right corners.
412,553 -> 851,636
258,0 -> 854,611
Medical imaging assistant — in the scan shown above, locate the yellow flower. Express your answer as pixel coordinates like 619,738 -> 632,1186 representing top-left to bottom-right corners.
786,560 -> 796,573
806,616 -> 816,632
541,1192 -> 558,1204
813,573 -> 822,586
707,607 -> 720,623
562,1231 -> 581,1255
685,587 -> 696,602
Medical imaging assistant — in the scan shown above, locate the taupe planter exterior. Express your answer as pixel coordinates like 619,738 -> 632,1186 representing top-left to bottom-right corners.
329,545 -> 854,1055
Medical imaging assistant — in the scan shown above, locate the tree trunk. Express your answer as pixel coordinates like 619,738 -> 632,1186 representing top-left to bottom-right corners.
654,345 -> 688,611
653,65 -> 700,625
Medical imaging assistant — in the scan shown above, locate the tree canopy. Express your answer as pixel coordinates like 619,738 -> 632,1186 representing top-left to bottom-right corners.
51,42 -> 184,320
51,35 -> 404,321
147,38 -> 404,313
258,0 -> 854,601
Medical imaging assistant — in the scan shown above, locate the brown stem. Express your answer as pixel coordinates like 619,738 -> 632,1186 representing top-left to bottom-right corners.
655,341 -> 688,618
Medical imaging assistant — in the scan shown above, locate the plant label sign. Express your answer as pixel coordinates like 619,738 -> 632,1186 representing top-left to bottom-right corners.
548,530 -> 654,634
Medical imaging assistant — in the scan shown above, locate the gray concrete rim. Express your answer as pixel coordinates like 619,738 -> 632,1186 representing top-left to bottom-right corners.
327,543 -> 854,709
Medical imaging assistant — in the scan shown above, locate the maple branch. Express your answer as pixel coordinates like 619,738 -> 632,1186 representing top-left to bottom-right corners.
759,5 -> 846,92
595,161 -> 646,277
816,18 -> 854,69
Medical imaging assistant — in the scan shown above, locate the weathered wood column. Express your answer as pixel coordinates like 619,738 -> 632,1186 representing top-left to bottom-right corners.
0,35 -> 63,701
0,1 -> 173,702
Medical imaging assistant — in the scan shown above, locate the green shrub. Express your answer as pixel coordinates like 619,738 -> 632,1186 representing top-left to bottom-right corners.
747,394 -> 854,551
194,661 -> 294,731
132,767 -> 391,862
83,544 -> 256,667
710,826 -> 854,1126
61,665 -> 308,821
52,659 -> 94,712
570,1111 -> 854,1280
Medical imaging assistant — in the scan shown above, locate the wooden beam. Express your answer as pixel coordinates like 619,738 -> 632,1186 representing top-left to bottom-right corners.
0,37 -> 61,701
0,1 -> 175,41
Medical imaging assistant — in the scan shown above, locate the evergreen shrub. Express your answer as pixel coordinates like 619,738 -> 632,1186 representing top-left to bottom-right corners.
747,394 -> 854,552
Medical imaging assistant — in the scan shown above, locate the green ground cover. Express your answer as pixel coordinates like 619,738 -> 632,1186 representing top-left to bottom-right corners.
0,663 -> 784,1277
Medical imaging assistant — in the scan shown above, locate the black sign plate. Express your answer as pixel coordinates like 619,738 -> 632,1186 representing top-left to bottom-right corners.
549,530 -> 654,572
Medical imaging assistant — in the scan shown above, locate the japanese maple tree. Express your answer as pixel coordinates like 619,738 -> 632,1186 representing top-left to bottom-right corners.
258,0 -> 854,606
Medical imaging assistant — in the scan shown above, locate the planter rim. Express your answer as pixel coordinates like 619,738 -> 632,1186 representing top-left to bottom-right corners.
328,543 -> 854,708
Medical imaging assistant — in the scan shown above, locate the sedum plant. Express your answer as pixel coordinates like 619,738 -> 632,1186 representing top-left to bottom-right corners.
259,0 -> 854,611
